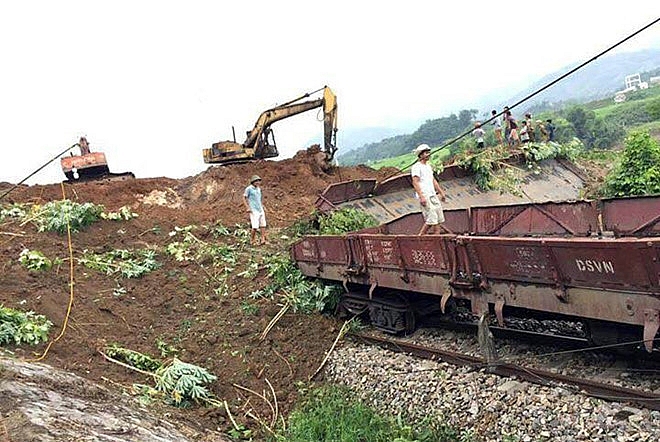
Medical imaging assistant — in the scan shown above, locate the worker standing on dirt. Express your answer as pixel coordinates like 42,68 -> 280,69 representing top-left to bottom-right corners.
411,144 -> 447,235
243,175 -> 268,245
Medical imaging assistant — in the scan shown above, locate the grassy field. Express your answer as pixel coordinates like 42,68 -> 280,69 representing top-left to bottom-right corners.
368,146 -> 452,171
593,86 -> 660,119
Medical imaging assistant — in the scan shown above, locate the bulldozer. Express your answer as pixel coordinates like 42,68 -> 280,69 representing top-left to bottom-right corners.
61,137 -> 135,182
203,86 -> 338,166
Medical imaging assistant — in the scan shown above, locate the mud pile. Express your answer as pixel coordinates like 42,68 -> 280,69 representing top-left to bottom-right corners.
0,147 -> 394,441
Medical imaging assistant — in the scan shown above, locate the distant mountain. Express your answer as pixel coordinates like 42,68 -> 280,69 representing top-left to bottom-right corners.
306,125 -> 416,154
506,48 -> 660,111
339,48 -> 660,165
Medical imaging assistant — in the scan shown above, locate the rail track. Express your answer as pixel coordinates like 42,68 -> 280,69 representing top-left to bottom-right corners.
352,331 -> 660,412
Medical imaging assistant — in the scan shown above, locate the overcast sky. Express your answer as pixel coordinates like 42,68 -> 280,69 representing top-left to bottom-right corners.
1,1 -> 659,185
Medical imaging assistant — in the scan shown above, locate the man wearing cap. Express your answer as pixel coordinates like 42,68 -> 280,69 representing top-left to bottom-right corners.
243,175 -> 268,245
411,144 -> 447,235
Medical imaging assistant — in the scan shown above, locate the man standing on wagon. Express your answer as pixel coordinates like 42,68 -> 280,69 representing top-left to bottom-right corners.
411,144 -> 447,235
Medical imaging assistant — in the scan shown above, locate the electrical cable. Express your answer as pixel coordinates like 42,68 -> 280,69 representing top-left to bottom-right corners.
0,144 -> 78,202
28,182 -> 76,362
390,16 -> 660,177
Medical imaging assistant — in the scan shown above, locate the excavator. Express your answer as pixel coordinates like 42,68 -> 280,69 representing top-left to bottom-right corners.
60,137 -> 135,182
203,86 -> 338,166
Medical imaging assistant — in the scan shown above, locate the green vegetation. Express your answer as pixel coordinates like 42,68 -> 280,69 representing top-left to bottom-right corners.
166,225 -> 238,266
33,200 -> 104,233
452,139 -> 584,193
253,253 -> 341,314
280,385 -> 471,442
319,207 -> 378,235
101,205 -> 139,220
18,248 -> 54,271
603,131 -> 660,197
78,248 -> 160,278
155,358 -> 218,407
0,203 -> 28,222
104,344 -> 163,372
0,305 -> 52,346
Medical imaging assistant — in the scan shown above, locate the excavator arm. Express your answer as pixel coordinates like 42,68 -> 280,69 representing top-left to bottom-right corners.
203,86 -> 338,165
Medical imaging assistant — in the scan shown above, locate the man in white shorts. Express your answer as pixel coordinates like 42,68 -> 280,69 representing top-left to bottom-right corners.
243,175 -> 268,245
411,144 -> 447,235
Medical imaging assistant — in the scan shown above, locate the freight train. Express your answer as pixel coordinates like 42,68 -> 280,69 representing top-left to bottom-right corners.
291,159 -> 660,352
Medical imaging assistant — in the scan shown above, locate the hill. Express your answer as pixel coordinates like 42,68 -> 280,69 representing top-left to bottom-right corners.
339,48 -> 660,166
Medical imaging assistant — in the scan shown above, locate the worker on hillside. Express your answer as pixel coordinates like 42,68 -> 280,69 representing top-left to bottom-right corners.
524,113 -> 535,142
78,136 -> 91,155
546,119 -> 556,141
411,144 -> 447,235
537,120 -> 548,141
491,110 -> 503,146
472,122 -> 485,150
243,175 -> 268,246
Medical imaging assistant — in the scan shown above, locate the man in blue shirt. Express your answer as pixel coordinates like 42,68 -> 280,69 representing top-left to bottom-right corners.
243,175 -> 268,245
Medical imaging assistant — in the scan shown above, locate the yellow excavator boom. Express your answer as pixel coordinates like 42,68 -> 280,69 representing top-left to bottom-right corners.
203,86 -> 338,165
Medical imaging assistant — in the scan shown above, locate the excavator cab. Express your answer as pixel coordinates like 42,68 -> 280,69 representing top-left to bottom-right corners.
61,137 -> 135,182
203,86 -> 338,165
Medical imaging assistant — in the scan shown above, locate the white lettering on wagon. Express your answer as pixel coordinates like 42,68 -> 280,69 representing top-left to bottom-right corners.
411,249 -> 437,267
575,259 -> 615,274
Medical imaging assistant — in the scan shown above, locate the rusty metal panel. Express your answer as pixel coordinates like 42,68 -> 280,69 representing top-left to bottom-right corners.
466,237 -> 557,284
471,201 -> 598,236
397,236 -> 453,274
315,179 -> 377,210
602,195 -> 660,236
373,174 -> 412,195
467,236 -> 660,292
548,238 -> 659,291
291,236 -> 348,265
359,235 -> 401,269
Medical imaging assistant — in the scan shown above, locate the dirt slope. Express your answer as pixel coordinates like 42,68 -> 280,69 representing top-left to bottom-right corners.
0,147 -> 396,440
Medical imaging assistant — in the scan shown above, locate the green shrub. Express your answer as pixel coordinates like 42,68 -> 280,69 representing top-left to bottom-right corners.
319,208 -> 378,235
603,131 -> 660,197
0,305 -> 52,346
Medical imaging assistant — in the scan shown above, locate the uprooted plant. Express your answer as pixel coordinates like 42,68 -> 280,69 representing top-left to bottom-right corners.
101,205 -> 139,221
0,305 -> 52,346
28,200 -> 105,233
18,248 -> 56,271
253,253 -> 341,315
101,345 -> 220,408
167,225 -> 237,266
78,248 -> 160,278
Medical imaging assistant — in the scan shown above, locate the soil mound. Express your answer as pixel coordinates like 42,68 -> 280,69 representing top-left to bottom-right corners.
0,146 -> 396,441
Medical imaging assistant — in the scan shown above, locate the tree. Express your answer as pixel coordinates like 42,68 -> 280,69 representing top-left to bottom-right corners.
603,131 -> 660,197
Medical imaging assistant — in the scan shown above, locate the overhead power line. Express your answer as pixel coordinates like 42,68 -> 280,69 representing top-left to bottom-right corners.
393,16 -> 660,175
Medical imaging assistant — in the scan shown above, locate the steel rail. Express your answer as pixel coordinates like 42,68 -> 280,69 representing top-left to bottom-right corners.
353,332 -> 660,411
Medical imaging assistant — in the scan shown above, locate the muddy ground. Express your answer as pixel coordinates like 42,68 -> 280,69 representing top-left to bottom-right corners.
0,147 -> 397,441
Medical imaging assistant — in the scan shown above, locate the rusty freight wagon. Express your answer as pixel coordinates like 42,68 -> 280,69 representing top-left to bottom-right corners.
292,159 -> 660,352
